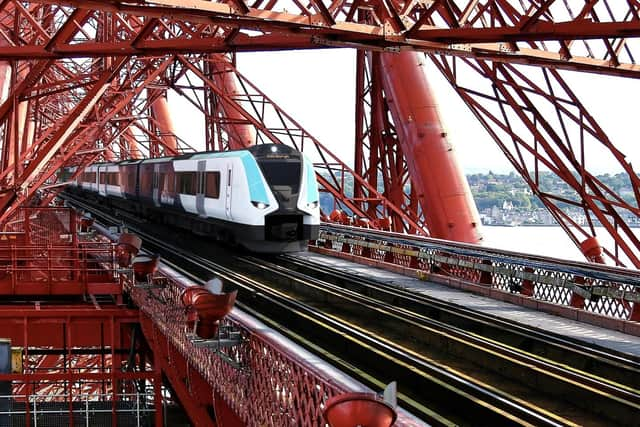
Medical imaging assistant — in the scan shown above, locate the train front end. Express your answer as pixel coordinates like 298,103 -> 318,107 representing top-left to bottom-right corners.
248,144 -> 320,252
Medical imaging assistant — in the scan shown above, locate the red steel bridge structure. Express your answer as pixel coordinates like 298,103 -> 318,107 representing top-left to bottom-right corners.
0,1 -> 638,425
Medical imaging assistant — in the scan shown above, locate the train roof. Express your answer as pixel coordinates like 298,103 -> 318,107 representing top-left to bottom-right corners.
87,144 -> 300,167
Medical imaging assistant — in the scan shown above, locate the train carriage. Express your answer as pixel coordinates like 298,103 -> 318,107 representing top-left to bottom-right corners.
66,144 -> 320,253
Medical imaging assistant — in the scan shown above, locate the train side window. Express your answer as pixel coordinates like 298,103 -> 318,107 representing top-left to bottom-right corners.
178,172 -> 196,195
205,172 -> 220,199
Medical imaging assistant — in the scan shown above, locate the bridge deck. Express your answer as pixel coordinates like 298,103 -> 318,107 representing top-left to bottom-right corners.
291,251 -> 640,358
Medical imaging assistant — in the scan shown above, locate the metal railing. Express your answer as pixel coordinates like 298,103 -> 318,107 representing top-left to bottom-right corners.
0,392 -> 155,427
314,224 -> 640,321
0,243 -> 122,295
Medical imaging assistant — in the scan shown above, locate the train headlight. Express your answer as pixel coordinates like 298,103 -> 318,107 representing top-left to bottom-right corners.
252,201 -> 269,209
307,201 -> 319,209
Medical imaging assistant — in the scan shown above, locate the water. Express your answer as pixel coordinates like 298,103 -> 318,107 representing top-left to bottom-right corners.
480,226 -> 617,264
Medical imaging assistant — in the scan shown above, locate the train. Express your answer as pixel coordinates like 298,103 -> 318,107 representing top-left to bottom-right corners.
64,144 -> 320,253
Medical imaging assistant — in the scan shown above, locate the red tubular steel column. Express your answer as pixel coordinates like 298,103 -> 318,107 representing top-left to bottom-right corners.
380,52 -> 482,244
210,55 -> 256,149
122,127 -> 142,159
17,65 -> 34,156
150,90 -> 178,154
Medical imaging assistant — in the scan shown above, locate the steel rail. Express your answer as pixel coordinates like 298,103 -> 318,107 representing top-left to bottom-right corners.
142,239 -> 568,427
235,255 -> 640,426
278,253 -> 640,376
62,194 -> 568,426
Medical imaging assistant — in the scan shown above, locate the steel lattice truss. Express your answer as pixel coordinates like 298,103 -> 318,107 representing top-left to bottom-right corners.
0,1 -> 638,265
0,1 -> 637,74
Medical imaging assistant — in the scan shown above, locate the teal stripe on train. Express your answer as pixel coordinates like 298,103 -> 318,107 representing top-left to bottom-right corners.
190,151 -> 270,204
304,157 -> 319,203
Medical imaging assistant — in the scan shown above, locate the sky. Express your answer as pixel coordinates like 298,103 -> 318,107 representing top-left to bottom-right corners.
170,48 -> 640,175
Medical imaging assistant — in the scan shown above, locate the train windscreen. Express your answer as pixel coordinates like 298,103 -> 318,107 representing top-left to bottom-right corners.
257,160 -> 301,193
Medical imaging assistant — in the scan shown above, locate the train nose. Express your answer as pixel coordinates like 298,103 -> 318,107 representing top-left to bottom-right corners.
266,215 -> 303,241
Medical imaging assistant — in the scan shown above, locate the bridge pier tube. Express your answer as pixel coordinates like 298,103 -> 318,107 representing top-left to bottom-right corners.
521,267 -> 535,296
479,259 -> 493,286
379,52 -> 482,243
570,276 -> 586,309
580,236 -> 605,264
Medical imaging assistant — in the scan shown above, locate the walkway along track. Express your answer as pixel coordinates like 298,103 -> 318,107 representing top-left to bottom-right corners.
63,194 -> 640,426
276,253 -> 640,387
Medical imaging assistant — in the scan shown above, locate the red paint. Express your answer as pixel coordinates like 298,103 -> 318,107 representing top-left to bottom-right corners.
323,393 -> 396,427
181,287 -> 238,339
580,237 -> 605,264
380,52 -> 482,244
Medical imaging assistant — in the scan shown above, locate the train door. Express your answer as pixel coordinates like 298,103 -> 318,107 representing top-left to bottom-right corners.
225,163 -> 233,220
152,164 -> 160,207
196,160 -> 206,217
98,166 -> 106,197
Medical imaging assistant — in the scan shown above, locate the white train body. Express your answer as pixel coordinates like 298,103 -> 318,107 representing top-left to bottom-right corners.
68,144 -> 320,252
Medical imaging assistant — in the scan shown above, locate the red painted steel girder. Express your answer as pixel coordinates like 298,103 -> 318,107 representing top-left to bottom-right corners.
0,301 -> 162,424
430,54 -> 640,267
0,1 -> 636,263
0,2 -> 638,77
0,55 -> 198,222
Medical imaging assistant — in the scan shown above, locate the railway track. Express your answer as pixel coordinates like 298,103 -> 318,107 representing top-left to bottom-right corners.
231,254 -> 640,427
144,244 -> 569,426
63,195 -> 640,426
274,253 -> 640,388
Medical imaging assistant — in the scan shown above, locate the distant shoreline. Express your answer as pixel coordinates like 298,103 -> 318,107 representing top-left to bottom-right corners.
483,223 -> 640,228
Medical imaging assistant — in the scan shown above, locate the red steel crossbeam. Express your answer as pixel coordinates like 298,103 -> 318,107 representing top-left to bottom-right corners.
0,2 -> 637,77
0,1 -> 636,261
0,55 -> 198,222
0,208 -> 162,426
0,303 -> 161,427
